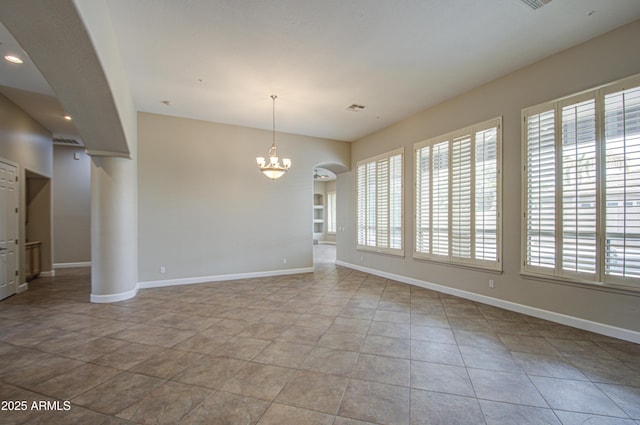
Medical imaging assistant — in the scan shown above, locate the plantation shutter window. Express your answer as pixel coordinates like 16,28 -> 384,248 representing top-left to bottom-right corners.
414,117 -> 502,271
356,148 -> 404,255
522,73 -> 640,290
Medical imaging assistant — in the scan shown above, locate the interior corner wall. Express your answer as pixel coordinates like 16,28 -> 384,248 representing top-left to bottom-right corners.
0,93 -> 53,285
340,20 -> 640,335
53,145 -> 91,265
137,112 -> 349,285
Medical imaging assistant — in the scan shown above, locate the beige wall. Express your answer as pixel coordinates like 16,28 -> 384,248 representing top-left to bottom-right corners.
137,112 -> 349,284
340,20 -> 640,335
53,145 -> 91,265
0,93 -> 53,283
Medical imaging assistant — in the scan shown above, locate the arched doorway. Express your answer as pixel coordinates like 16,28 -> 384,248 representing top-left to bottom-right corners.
312,166 -> 337,266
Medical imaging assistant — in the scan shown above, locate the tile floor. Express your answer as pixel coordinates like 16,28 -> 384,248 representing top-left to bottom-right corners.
0,259 -> 639,424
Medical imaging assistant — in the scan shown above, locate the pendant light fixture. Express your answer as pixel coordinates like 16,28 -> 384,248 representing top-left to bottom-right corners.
256,95 -> 291,179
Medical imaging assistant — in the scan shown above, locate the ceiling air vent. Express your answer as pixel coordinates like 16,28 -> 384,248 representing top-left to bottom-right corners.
517,0 -> 552,10
53,137 -> 82,146
346,104 -> 366,112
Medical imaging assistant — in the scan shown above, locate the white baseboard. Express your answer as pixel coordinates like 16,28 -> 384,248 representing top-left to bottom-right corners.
39,270 -> 55,277
336,260 -> 640,344
91,285 -> 138,303
54,262 -> 91,269
139,267 -> 314,289
18,283 -> 28,293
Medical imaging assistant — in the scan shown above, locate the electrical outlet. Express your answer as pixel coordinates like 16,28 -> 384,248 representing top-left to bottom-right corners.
160,266 -> 166,273
489,279 -> 495,288
282,258 -> 287,264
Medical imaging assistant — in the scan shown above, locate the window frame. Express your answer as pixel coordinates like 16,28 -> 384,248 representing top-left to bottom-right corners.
356,147 -> 404,256
414,117 -> 502,271
327,191 -> 336,235
521,73 -> 640,292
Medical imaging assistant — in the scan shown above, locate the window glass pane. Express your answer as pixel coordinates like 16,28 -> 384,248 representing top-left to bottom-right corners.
605,85 -> 640,278
562,99 -> 597,274
390,154 -> 403,249
357,164 -> 366,245
367,162 -> 376,246
432,141 -> 449,256
526,110 -> 556,269
452,135 -> 472,259
376,158 -> 389,248
475,127 -> 498,261
416,146 -> 430,253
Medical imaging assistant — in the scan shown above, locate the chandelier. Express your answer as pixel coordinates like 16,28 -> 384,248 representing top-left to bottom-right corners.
256,95 -> 291,179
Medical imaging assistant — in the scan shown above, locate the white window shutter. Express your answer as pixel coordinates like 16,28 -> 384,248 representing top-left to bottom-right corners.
604,85 -> 640,280
525,109 -> 556,270
561,98 -> 597,276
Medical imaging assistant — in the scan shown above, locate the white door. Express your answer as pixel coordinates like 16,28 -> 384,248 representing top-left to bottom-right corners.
0,159 -> 18,300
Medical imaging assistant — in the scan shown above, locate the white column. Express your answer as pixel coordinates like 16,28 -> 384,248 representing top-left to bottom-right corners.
90,155 -> 138,302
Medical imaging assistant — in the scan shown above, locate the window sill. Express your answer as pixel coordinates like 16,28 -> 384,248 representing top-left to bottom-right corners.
413,254 -> 503,274
357,246 -> 405,258
521,271 -> 640,296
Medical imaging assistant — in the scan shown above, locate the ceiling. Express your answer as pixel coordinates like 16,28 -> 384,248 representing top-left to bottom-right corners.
1,0 -> 640,145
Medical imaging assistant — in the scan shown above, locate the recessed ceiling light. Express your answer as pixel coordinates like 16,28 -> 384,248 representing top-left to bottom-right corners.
64,115 -> 72,121
4,55 -> 23,64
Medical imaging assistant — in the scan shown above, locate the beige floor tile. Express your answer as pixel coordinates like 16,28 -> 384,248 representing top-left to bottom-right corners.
362,334 -> 410,358
352,353 -> 410,387
530,375 -> 627,416
479,399 -> 560,425
72,371 -> 164,415
411,389 -> 484,425
276,369 -> 349,414
257,403 -> 335,425
210,335 -> 271,360
317,330 -> 365,351
33,363 -> 122,399
468,368 -> 548,407
411,339 -> 464,366
253,341 -> 314,367
338,379 -> 409,425
410,360 -> 474,396
369,321 -> 411,339
275,326 -> 326,345
179,391 -> 270,425
222,362 -> 296,401
0,354 -> 84,389
172,355 -> 246,390
108,323 -> 196,348
117,380 -> 212,424
300,347 -> 358,376
130,348 -> 204,379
